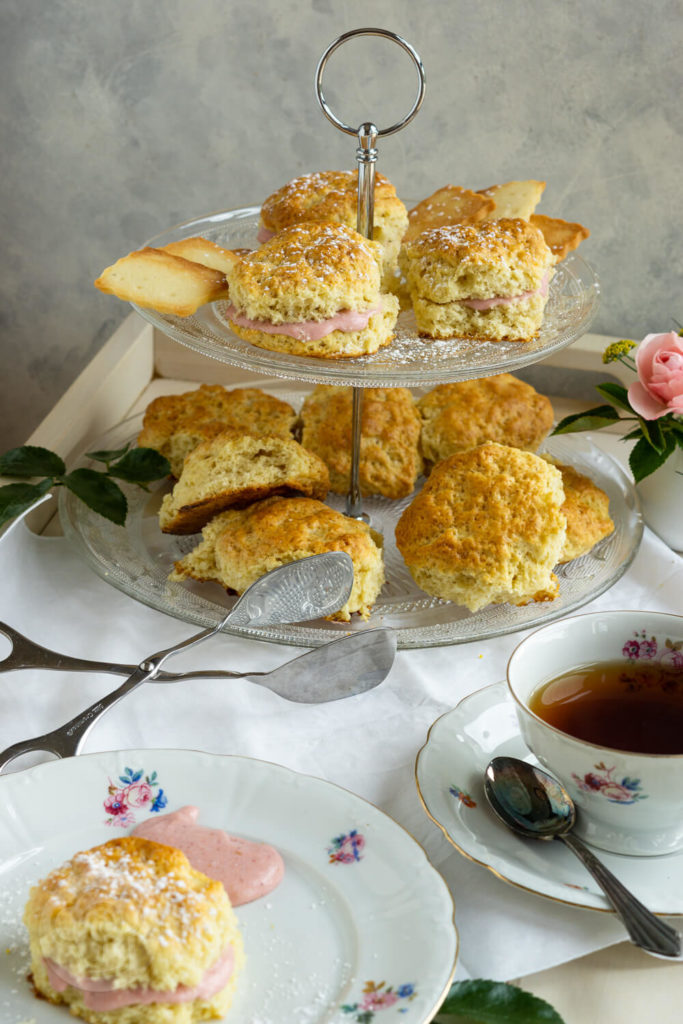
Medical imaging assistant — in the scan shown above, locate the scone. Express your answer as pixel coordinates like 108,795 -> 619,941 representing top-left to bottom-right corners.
171,495 -> 385,622
258,170 -> 408,289
94,247 -> 230,317
224,222 -> 400,358
395,442 -> 566,611
299,386 -> 423,499
23,836 -> 245,1023
544,457 -> 614,562
159,431 -> 330,534
417,374 -> 554,468
138,384 -> 297,478
401,218 -> 555,342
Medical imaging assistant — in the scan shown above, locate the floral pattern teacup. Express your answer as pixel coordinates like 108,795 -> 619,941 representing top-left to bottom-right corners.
507,610 -> 683,856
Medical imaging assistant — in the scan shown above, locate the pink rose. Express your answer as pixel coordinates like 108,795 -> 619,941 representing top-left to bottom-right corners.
628,332 -> 683,420
125,781 -> 153,807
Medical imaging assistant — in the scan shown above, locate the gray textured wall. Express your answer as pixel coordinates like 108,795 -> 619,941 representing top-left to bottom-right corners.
1,0 -> 681,449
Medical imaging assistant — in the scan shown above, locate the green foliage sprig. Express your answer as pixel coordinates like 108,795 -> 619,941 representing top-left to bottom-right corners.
0,444 -> 171,528
434,979 -> 565,1023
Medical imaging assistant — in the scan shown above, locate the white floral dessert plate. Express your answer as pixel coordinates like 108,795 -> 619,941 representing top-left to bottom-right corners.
130,204 -> 599,388
0,749 -> 457,1023
416,682 -> 683,915
58,400 -> 642,650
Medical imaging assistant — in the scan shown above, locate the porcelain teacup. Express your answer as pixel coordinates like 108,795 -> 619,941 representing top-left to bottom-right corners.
507,610 -> 683,856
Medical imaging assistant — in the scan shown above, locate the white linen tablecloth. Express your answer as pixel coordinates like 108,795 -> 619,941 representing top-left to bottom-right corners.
1,489 -> 680,982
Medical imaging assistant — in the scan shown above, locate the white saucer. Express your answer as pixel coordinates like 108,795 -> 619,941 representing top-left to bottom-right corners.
416,682 -> 683,916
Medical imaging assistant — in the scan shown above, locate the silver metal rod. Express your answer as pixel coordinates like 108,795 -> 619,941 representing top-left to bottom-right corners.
347,387 -> 364,518
346,122 -> 379,521
356,122 -> 378,238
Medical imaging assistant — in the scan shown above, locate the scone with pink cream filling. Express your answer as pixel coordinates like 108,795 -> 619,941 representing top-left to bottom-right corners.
401,218 -> 555,342
23,836 -> 245,1023
224,222 -> 399,358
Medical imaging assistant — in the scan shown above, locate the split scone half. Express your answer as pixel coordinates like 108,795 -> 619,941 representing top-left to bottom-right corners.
138,384 -> 297,478
401,218 -> 556,342
543,456 -> 614,563
299,385 -> 424,499
258,169 -> 408,290
395,441 -> 566,612
416,374 -> 554,469
171,495 -> 385,622
159,431 -> 330,534
224,222 -> 400,358
23,836 -> 245,1023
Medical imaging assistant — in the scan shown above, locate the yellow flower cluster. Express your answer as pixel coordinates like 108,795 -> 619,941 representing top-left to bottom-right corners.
602,339 -> 637,364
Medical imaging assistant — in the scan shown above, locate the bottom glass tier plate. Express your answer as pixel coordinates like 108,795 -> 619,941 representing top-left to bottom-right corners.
59,397 -> 642,649
415,682 -> 683,915
0,749 -> 457,1023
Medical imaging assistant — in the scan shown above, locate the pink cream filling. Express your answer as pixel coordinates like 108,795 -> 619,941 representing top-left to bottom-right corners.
459,272 -> 550,310
226,303 -> 382,342
43,945 -> 234,1011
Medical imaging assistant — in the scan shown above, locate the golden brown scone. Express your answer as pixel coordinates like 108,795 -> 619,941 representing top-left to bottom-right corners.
224,222 -> 399,359
171,495 -> 385,622
395,442 -> 566,611
529,214 -> 590,262
417,374 -> 554,467
159,430 -> 330,534
94,247 -> 230,316
161,236 -> 244,276
138,384 -> 297,478
401,218 -> 555,342
402,186 -> 495,243
23,836 -> 244,1023
477,180 -> 546,221
299,386 -> 424,499
259,170 -> 408,289
543,457 -> 614,562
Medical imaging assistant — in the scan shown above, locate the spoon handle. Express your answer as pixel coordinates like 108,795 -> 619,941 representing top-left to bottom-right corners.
559,832 -> 681,958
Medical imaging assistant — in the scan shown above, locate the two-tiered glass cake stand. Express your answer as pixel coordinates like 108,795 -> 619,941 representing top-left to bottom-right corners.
59,30 -> 641,649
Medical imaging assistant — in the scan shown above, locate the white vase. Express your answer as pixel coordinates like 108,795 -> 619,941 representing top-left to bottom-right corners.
636,447 -> 683,551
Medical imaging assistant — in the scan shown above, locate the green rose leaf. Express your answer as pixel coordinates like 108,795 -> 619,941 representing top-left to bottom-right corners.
434,979 -> 565,1024
107,447 -> 171,485
595,381 -> 633,413
552,405 -> 621,435
62,469 -> 128,526
0,479 -> 54,527
638,416 -> 667,453
86,444 -> 133,464
0,445 -> 65,479
629,434 -> 676,483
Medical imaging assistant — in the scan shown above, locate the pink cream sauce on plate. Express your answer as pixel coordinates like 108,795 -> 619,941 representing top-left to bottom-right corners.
131,804 -> 285,906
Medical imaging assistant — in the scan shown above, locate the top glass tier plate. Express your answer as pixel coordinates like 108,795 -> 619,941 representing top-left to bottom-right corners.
132,205 -> 600,387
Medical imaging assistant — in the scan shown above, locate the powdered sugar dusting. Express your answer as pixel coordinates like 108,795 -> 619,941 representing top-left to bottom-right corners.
43,843 -> 211,940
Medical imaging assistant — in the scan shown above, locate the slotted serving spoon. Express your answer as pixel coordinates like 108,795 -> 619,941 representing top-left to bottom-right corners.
0,551 -> 367,772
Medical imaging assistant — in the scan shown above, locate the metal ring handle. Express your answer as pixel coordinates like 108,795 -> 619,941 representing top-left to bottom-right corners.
315,28 -> 426,138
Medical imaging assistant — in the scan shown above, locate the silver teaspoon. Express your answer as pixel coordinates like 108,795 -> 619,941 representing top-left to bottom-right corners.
484,756 -> 681,959
0,551 -> 357,772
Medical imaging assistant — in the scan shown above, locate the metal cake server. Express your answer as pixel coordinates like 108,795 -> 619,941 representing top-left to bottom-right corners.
0,551 -> 365,771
